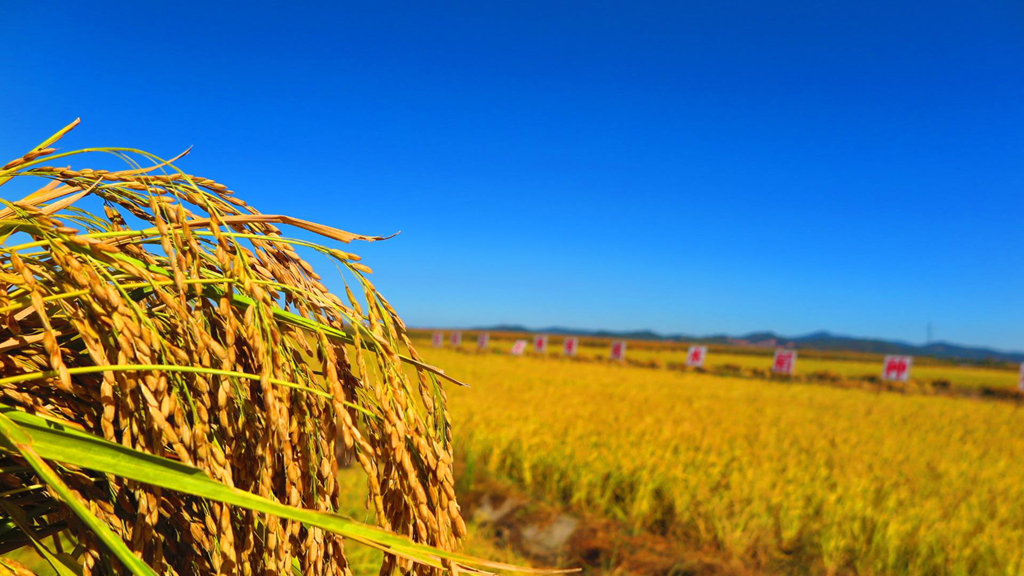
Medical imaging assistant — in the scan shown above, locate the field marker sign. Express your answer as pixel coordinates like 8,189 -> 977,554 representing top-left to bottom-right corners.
432,332 -> 443,348
511,340 -> 528,356
450,331 -> 462,346
610,340 -> 626,361
882,355 -> 913,382
563,337 -> 579,356
686,345 -> 707,368
478,333 -> 489,350
772,349 -> 796,375
1018,363 -> 1023,392
534,334 -> 548,354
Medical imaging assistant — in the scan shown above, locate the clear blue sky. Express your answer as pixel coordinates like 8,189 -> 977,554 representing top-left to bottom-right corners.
3,1 -> 1022,350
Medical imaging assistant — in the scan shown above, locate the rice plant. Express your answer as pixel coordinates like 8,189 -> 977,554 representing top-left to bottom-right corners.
0,120 -> 537,575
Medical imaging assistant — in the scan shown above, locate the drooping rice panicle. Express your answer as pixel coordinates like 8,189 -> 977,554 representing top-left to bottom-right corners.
0,121 -> 480,575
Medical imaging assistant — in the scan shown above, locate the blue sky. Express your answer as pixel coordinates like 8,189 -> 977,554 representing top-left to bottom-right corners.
3,1 -> 1022,350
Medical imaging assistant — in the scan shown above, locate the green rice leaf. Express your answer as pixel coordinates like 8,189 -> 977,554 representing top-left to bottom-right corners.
0,410 -> 157,576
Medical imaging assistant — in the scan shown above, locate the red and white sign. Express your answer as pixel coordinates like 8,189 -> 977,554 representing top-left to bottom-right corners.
772,349 -> 797,375
431,332 -> 443,348
686,345 -> 707,368
534,334 -> 548,353
1019,363 -> 1024,392
478,333 -> 489,350
610,340 -> 626,361
511,340 -> 528,355
450,331 -> 462,346
881,355 -> 913,382
563,337 -> 579,356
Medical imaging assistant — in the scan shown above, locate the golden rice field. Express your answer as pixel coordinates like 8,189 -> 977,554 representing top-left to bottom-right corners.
418,344 -> 1024,575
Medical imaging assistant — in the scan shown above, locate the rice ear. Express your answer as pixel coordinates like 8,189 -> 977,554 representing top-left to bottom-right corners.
0,122 -> 477,575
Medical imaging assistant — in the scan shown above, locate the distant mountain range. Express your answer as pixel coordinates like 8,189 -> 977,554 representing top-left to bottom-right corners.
465,325 -> 1024,364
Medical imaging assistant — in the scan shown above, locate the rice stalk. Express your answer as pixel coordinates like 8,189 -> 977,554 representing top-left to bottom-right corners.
0,120 -> 475,575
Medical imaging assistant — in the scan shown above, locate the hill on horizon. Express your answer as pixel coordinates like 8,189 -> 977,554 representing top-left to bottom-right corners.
442,325 -> 1024,364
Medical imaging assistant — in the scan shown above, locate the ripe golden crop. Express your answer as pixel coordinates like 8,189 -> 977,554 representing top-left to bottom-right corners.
424,346 -> 1024,574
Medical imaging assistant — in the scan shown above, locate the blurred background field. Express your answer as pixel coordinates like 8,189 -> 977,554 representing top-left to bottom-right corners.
413,344 -> 1024,574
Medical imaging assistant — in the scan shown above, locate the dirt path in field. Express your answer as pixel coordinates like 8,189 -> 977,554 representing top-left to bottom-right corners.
459,476 -> 762,576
